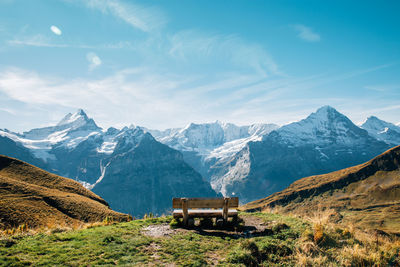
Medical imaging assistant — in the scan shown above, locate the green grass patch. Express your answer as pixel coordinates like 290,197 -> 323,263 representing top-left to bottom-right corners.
1,212 -> 399,266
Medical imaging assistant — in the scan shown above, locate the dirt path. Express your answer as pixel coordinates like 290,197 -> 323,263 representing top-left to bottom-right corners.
142,215 -> 282,239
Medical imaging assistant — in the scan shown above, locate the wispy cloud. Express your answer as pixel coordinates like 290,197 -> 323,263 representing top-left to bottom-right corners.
7,34 -> 134,49
0,107 -> 16,115
86,52 -> 102,70
168,30 -> 282,77
365,84 -> 400,92
83,0 -> 166,32
50,25 -> 62,35
8,35 -> 68,48
293,24 -> 321,42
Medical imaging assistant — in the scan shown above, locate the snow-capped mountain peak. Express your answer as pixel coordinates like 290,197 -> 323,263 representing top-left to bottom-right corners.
0,109 -> 103,161
272,106 -> 365,146
361,116 -> 395,131
55,109 -> 100,132
57,109 -> 89,126
361,116 -> 400,146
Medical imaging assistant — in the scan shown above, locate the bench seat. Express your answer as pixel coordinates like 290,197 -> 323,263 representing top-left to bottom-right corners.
173,209 -> 238,218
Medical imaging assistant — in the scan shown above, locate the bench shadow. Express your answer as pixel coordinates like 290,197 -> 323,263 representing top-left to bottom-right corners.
188,225 -> 273,239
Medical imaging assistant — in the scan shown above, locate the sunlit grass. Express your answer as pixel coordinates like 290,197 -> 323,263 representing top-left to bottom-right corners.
1,213 -> 399,266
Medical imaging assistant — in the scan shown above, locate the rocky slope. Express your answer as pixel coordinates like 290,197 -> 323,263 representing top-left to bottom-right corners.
0,155 -> 130,229
92,132 -> 218,217
242,145 -> 400,234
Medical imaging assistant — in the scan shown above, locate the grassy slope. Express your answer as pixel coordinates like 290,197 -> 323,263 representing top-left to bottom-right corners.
0,155 -> 131,229
242,146 -> 400,234
1,213 -> 399,266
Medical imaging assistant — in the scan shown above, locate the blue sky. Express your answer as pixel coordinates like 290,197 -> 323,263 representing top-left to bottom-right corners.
0,0 -> 399,132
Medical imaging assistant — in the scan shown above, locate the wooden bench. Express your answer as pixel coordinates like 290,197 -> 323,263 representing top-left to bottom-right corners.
172,197 -> 239,226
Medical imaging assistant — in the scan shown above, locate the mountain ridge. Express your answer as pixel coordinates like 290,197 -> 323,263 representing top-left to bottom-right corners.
1,106 -> 399,213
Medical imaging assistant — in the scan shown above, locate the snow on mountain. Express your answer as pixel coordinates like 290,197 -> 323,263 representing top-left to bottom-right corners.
151,121 -> 278,157
273,105 -> 366,146
0,109 -> 102,161
148,120 -> 278,195
361,116 -> 400,146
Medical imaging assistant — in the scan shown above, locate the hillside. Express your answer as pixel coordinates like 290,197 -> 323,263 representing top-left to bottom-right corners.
242,146 -> 400,234
0,155 -> 130,229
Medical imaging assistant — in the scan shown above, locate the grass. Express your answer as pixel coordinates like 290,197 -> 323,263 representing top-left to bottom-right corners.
1,212 -> 399,266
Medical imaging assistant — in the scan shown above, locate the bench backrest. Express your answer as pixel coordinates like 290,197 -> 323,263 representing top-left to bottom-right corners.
172,197 -> 239,209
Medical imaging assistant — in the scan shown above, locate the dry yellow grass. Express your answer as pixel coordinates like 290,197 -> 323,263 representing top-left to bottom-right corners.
0,154 -> 131,230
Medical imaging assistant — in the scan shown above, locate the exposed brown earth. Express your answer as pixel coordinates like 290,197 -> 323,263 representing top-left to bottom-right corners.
242,146 -> 400,234
0,155 -> 131,229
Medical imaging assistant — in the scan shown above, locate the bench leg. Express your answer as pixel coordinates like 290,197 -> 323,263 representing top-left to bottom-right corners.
182,198 -> 188,226
222,198 -> 229,223
216,218 -> 224,228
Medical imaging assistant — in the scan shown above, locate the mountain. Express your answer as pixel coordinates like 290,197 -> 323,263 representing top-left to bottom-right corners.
0,109 -> 102,164
0,134 -> 46,169
92,132 -> 218,217
0,155 -> 130,229
361,116 -> 400,146
242,146 -> 400,234
211,106 -> 390,203
0,110 -> 217,217
149,121 -> 279,182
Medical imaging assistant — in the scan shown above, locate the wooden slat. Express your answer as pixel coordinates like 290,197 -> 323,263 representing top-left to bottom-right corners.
173,209 -> 238,218
172,197 -> 239,208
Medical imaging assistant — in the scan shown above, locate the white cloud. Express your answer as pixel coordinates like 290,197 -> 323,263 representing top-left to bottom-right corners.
293,24 -> 320,42
86,52 -> 102,70
50,25 -> 62,35
8,34 -> 68,47
84,0 -> 166,32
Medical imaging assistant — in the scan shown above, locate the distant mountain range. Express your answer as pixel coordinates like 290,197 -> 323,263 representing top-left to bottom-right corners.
151,106 -> 397,203
0,110 -> 217,217
1,106 -> 399,214
242,145 -> 400,234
